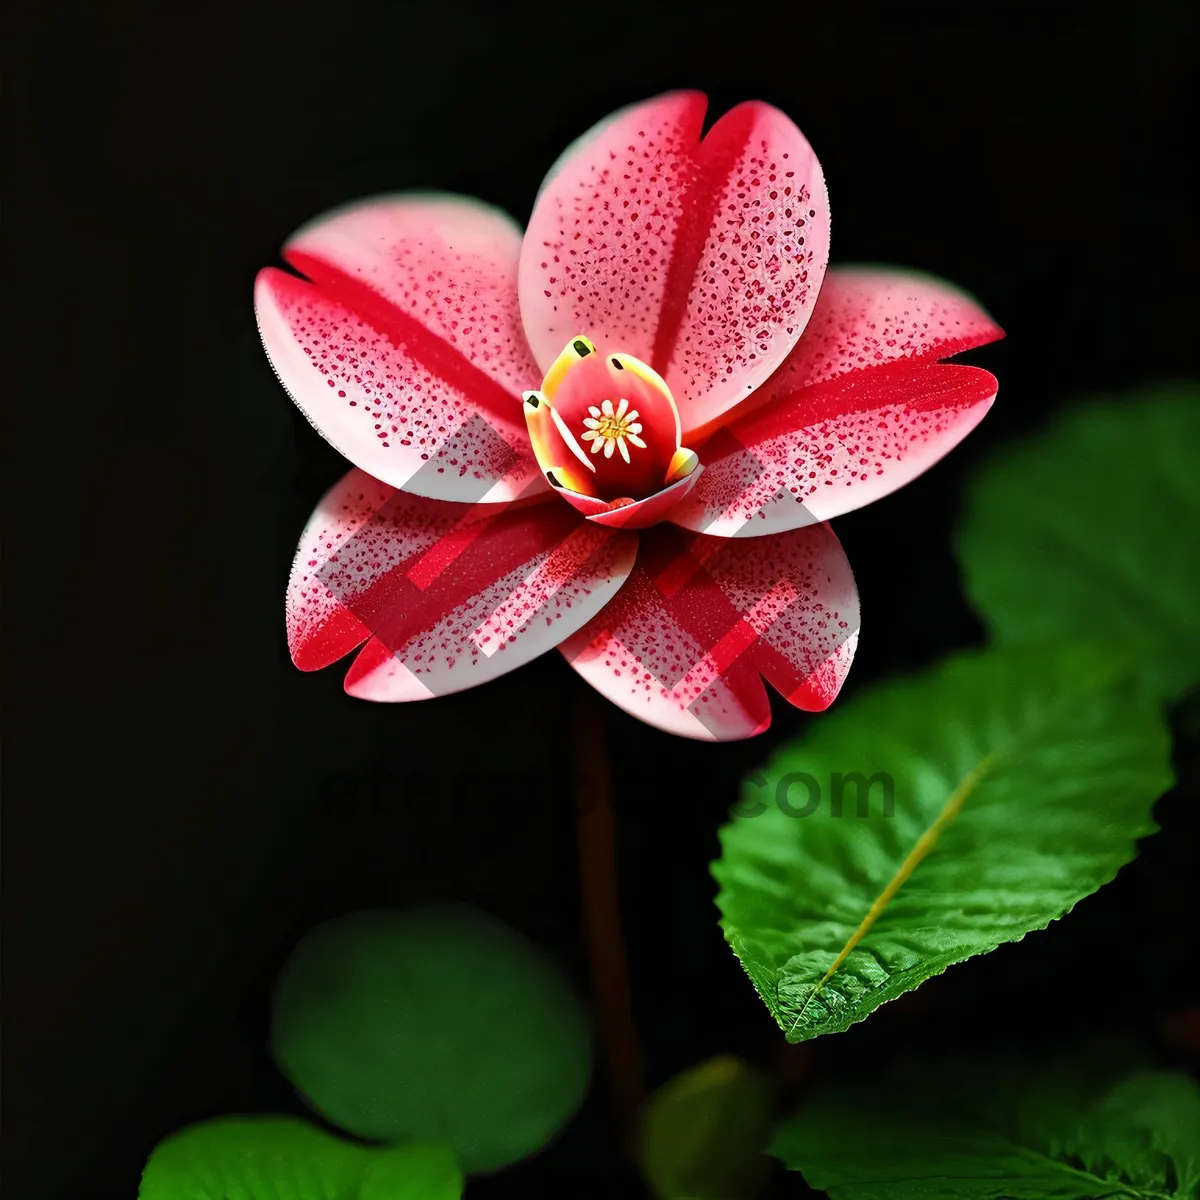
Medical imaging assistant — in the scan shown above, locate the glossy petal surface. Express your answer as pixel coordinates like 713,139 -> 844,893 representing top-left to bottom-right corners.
671,362 -> 998,537
559,523 -> 858,740
287,468 -> 636,698
256,194 -> 545,502
520,92 -> 829,436
584,468 -> 704,530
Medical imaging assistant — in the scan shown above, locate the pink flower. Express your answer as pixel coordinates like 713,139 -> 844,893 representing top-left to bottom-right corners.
255,92 -> 1002,741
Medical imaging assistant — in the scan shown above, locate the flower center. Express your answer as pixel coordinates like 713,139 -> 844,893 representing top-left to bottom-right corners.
522,337 -> 698,507
582,398 -> 644,463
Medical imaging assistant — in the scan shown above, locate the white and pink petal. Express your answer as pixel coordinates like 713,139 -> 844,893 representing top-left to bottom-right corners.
256,194 -> 546,503
519,92 -> 829,438
750,265 -> 1004,404
558,522 -> 858,740
670,362 -> 998,537
287,468 -> 391,671
287,468 -> 637,698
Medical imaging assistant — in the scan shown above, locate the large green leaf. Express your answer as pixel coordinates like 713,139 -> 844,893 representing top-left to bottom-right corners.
712,644 -> 1171,1043
770,1046 -> 1200,1200
639,1055 -> 773,1200
956,383 -> 1200,700
270,903 -> 592,1174
139,1116 -> 461,1199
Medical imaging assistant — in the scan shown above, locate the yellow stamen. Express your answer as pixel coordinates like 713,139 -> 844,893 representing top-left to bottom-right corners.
541,336 -> 595,399
581,397 -> 646,463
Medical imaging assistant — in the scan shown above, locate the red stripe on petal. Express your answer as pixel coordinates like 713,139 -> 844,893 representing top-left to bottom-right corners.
695,265 -> 1005,439
673,362 -> 997,537
257,195 -> 547,503
664,100 -> 830,430
650,102 -> 757,371
559,522 -> 857,740
296,490 -> 639,702
520,92 -> 707,373
287,469 -> 396,671
404,509 -> 497,590
287,250 -> 519,428
521,94 -> 828,435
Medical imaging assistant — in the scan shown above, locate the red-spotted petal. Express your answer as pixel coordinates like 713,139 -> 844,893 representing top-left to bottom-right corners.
558,523 -> 858,741
256,194 -> 547,503
669,362 -> 998,537
287,468 -> 389,670
520,92 -> 829,437
287,468 -> 637,697
752,265 -> 1005,402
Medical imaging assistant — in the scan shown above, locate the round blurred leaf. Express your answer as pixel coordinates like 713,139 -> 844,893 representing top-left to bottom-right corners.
270,904 -> 592,1173
640,1055 -> 773,1199
138,1116 -> 461,1199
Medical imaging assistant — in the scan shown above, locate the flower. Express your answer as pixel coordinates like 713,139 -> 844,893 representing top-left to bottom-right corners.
255,91 -> 1002,741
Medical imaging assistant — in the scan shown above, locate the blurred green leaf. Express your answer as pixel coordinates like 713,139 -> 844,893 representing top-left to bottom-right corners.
957,382 -> 1200,700
138,1116 -> 461,1199
270,903 -> 591,1174
713,644 -> 1171,1043
770,1046 -> 1200,1200
639,1055 -> 773,1200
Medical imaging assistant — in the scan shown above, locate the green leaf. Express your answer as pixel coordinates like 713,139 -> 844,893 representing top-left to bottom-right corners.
138,1116 -> 461,1199
270,903 -> 592,1174
639,1055 -> 774,1200
769,1046 -> 1200,1200
712,644 -> 1171,1043
956,383 -> 1200,700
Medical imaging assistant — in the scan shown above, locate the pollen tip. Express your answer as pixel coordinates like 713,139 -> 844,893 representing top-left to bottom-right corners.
610,356 -> 625,370
572,338 -> 592,356
666,446 -> 700,484
545,470 -> 563,488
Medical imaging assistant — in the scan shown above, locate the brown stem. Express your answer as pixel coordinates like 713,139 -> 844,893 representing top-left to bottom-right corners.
573,688 -> 645,1148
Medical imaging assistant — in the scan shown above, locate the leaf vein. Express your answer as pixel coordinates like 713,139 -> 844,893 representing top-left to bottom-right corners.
787,752 -> 996,1033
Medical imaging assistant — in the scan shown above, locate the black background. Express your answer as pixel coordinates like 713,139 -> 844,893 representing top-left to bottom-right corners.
8,0 -> 1199,1196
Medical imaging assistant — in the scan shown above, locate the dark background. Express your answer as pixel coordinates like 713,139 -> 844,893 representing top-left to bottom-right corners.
8,0 -> 1199,1196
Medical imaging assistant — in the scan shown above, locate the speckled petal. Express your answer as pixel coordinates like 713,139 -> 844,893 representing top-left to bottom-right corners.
287,468 -> 389,670
670,362 -> 998,537
288,468 -> 637,698
558,523 -> 858,741
256,194 -> 546,503
748,265 -> 1005,403
520,92 -> 829,437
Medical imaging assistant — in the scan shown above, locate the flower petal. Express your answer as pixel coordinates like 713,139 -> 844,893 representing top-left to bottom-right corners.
584,466 -> 705,531
551,486 -> 613,519
256,194 -> 547,503
288,468 -> 637,699
287,468 -> 389,671
558,523 -> 858,740
523,391 -> 598,495
670,362 -> 998,537
520,92 -> 828,436
748,264 -> 1005,404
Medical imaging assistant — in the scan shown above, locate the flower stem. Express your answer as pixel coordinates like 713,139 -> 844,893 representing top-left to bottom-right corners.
573,687 -> 645,1148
